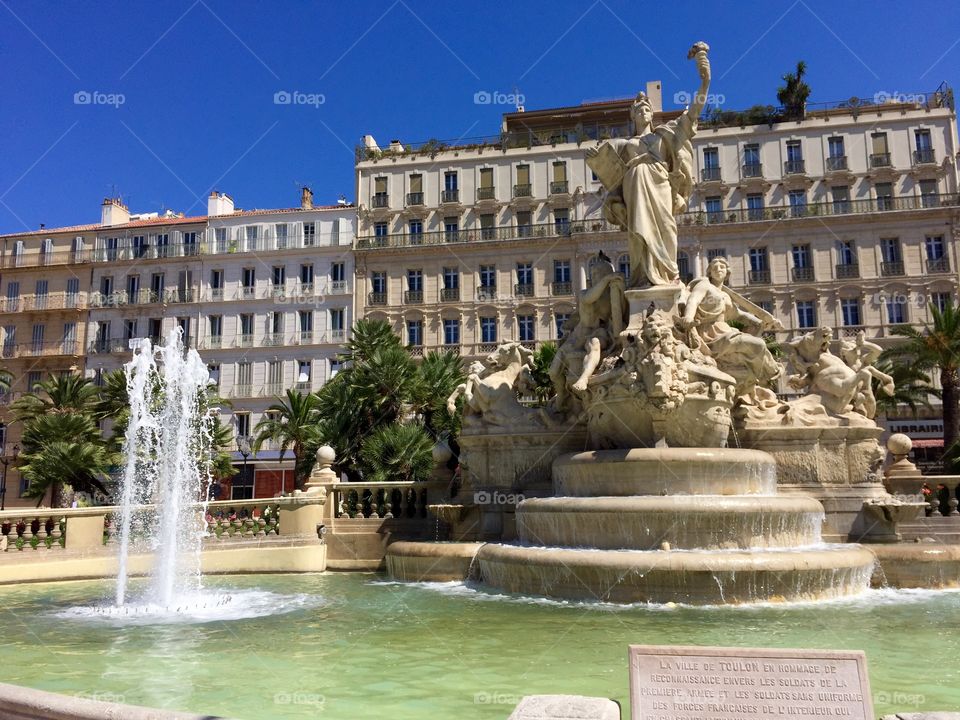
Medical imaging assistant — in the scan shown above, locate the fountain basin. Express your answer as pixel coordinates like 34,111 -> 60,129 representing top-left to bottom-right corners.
386,541 -> 483,582
553,447 -> 777,497
516,495 -> 825,550
476,543 -> 876,605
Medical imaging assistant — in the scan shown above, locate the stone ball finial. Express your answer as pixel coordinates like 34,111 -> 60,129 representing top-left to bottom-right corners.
432,440 -> 453,465
316,444 -> 336,466
887,433 -> 912,457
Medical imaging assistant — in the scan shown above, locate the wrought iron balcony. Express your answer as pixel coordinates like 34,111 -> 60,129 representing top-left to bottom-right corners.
826,156 -> 848,171
372,194 -> 389,208
784,159 -> 806,175
870,153 -> 892,168
404,290 -> 423,304
881,261 -> 904,277
551,281 -> 573,296
441,189 -> 460,203
748,269 -> 770,284
513,183 -> 532,198
405,192 -> 424,206
741,163 -> 763,178
549,180 -> 569,194
477,187 -> 496,201
927,257 -> 951,274
368,292 -> 387,305
700,167 -> 722,182
476,286 -> 497,301
913,148 -> 936,165
440,287 -> 460,301
792,266 -> 815,282
514,283 -> 534,297
836,263 -> 859,279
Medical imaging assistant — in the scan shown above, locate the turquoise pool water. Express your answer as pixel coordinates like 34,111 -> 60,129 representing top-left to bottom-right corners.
0,574 -> 957,718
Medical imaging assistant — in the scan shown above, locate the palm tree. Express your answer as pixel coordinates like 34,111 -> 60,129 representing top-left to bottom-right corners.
339,318 -> 402,365
359,422 -> 435,484
529,342 -> 558,403
872,358 -> 937,418
884,302 -> 960,464
411,349 -> 464,437
12,373 -> 100,422
207,415 -> 239,483
777,61 -> 811,119
252,389 -> 321,490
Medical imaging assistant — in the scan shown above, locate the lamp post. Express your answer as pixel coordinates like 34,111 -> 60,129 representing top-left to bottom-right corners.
237,436 -> 251,500
0,444 -> 21,512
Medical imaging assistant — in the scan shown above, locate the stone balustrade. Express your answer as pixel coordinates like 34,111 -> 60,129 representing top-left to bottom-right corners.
204,499 -> 282,539
0,507 -> 109,554
327,481 -> 429,520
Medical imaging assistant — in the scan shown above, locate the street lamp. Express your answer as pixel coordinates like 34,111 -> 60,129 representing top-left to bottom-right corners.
237,436 -> 251,500
0,444 -> 21,511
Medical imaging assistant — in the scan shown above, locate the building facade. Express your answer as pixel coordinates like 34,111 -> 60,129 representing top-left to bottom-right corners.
0,191 -> 355,507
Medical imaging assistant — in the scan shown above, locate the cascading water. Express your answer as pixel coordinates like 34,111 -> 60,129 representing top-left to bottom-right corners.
114,329 -> 214,609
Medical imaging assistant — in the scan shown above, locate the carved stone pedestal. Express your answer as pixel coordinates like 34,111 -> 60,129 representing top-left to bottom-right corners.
621,285 -> 683,339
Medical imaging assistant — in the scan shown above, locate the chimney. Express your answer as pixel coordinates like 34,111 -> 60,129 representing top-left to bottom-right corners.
101,197 -> 130,227
207,191 -> 235,217
646,80 -> 663,113
337,195 -> 348,206
300,186 -> 314,210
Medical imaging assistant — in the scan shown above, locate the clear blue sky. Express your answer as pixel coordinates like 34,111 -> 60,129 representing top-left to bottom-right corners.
1,0 -> 958,232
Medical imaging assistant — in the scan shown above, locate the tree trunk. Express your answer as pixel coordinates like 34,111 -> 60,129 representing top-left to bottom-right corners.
941,368 -> 960,470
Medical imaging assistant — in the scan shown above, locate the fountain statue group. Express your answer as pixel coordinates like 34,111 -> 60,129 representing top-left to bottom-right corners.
449,41 -> 893,449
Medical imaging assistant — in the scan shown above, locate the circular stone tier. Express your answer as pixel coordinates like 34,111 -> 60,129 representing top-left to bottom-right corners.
385,541 -> 483,582
553,448 -> 777,497
516,496 -> 825,551
476,544 -> 875,605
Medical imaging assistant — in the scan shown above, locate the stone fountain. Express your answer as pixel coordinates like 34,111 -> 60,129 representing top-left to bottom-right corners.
391,41 -> 889,604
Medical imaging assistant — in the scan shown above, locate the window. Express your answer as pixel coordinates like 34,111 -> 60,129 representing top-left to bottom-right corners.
555,313 -> 571,338
875,182 -> 893,210
518,315 -> 535,342
208,364 -> 221,388
408,173 -> 423,201
746,193 -> 764,220
148,318 -> 162,343
371,271 -> 387,294
887,299 -> 906,324
925,235 -> 945,260
183,232 -> 198,255
480,213 -> 496,240
210,269 -> 224,290
554,208 -> 570,234
27,371 -> 42,391
788,189 -> 807,216
443,267 -> 459,290
786,140 -> 803,172
407,320 -> 422,347
63,322 -> 77,353
444,171 -> 458,191
242,268 -> 256,291
244,226 -> 259,252
837,241 -> 856,266
707,248 -> 727,261
2,325 -> 14,355
480,317 -> 497,344
4,282 -> 18,312
677,251 -> 690,280
155,233 -> 170,256
329,308 -> 345,335
66,278 -> 79,306
374,222 -> 389,241
479,167 -> 495,196
516,210 -> 532,237
931,292 -> 952,313
31,323 -> 44,351
792,244 -> 811,268
209,316 -> 223,342
373,176 -> 388,207
479,265 -> 496,290
299,310 -> 313,340
920,179 -> 939,207
742,143 -> 760,168
214,228 -> 228,254
124,319 -> 138,341
517,262 -> 533,286
274,223 -> 288,249
871,132 -> 889,165
750,248 -> 768,272
551,161 -> 568,193
828,136 -> 845,158
705,196 -> 723,222
703,147 -> 719,168
330,262 -> 345,283
330,358 -> 343,377
126,274 -> 140,301
409,219 -> 423,243
272,265 -> 286,288
915,128 -> 932,151
881,238 -> 901,263
443,319 -> 460,346
300,263 -> 314,285
515,164 -> 530,194
796,301 -> 817,328
618,255 -> 630,280
269,311 -> 283,336
841,299 -> 861,327
235,412 -> 251,438
177,317 -> 191,346
132,235 -> 146,258
831,185 -> 850,214
303,222 -> 317,247
100,276 -> 114,297
444,217 -> 459,242
407,269 -> 423,292
553,260 -> 571,284
240,313 -> 254,338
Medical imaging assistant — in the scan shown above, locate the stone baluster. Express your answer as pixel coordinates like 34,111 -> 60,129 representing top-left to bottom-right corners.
256,513 -> 267,537
243,516 -> 255,537
49,517 -> 63,548
949,497 -> 959,517
21,518 -> 33,550
267,510 -> 278,535
35,518 -> 48,549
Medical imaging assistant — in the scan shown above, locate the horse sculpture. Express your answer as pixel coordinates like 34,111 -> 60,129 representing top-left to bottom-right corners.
446,342 -> 536,427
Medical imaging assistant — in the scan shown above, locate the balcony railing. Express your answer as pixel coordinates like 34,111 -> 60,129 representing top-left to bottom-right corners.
913,148 -> 936,165
440,287 -> 460,302
476,286 -> 497,301
551,281 -> 573,296
678,192 -> 960,226
514,283 -> 534,297
368,292 -> 387,305
237,334 -> 254,348
404,290 -> 423,304
405,192 -> 424,206
0,292 -> 87,313
441,189 -> 460,203
372,194 -> 389,208
262,333 -> 284,347
792,266 -> 815,282
826,155 -> 848,171
513,183 -> 532,198
356,219 -> 615,250
870,153 -> 892,168
741,163 -> 763,178
549,180 -> 569,194
748,269 -> 771,284
836,263 -> 859,279
881,261 -> 905,277
927,257 -> 951,274
329,280 -> 349,294
784,159 -> 806,174
700,167 -> 722,182
477,187 -> 496,201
